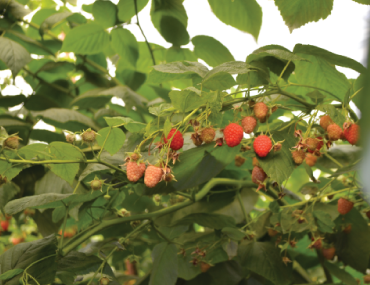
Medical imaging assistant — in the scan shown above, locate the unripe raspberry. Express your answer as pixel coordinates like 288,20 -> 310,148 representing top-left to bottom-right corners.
254,102 -> 268,122
241,116 -> 257,134
305,138 -> 318,151
164,129 -> 184,150
320,115 -> 333,131
252,157 -> 260,167
305,153 -> 317,167
322,247 -> 336,260
191,133 -> 203,146
253,135 -> 272,157
82,129 -> 97,143
307,136 -> 324,154
100,277 -> 110,285
223,123 -> 243,147
90,178 -> 103,190
4,136 -> 20,149
327,124 -> 342,141
144,165 -> 163,188
126,162 -> 146,182
235,155 -> 246,167
292,150 -> 305,165
200,127 -> 216,144
252,166 -> 267,191
343,123 -> 360,145
66,134 -> 75,143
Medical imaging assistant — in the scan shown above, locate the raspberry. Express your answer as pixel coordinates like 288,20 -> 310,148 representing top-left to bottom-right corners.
90,178 -> 103,190
322,247 -> 336,260
164,129 -> 184,150
311,238 -> 322,249
267,228 -> 278,237
337,197 -> 354,215
200,127 -> 215,144
305,153 -> 317,167
327,124 -> 342,141
144,165 -> 163,188
191,133 -> 203,146
252,166 -> 267,185
320,115 -> 333,131
100,277 -> 110,285
4,136 -> 20,149
366,210 -> 370,220
252,157 -> 260,167
307,136 -> 324,153
292,150 -> 305,165
364,275 -> 370,284
1,220 -> 9,231
223,123 -> 243,147
200,262 -> 211,273
235,155 -> 246,167
82,129 -> 97,143
66,134 -> 75,143
126,162 -> 146,182
343,123 -> 360,145
254,102 -> 268,122
253,135 -> 272,157
343,224 -> 352,234
241,116 -> 257,134
304,138 -> 318,151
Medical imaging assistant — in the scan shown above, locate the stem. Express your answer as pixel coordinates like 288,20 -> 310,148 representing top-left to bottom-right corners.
324,153 -> 343,168
277,88 -> 316,109
237,190 -> 249,224
287,82 -> 340,102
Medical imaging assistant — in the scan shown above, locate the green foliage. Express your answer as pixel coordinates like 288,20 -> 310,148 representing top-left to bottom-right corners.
0,0 -> 368,284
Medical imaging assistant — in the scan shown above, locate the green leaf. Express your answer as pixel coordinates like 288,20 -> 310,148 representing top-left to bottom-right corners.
0,268 -> 24,281
0,235 -> 57,285
147,61 -> 208,83
324,261 -> 358,285
313,210 -> 335,233
40,11 -> 72,35
317,104 -> 346,127
159,16 -> 189,46
117,69 -> 146,91
294,44 -> 366,74
237,241 -> 291,285
0,159 -> 23,181
150,242 -> 178,285
163,117 -> 172,137
0,37 -> 31,78
256,128 -> 296,185
0,94 -> 26,108
0,182 -> 21,210
117,0 -> 149,22
203,72 -> 236,91
52,206 -> 66,223
192,35 -> 235,67
92,0 -> 117,28
111,28 -> 139,68
171,213 -> 236,229
222,227 -> 246,241
18,143 -> 51,160
61,23 -> 110,55
104,117 -> 146,133
96,127 -> 126,156
0,0 -> 30,20
208,0 -> 262,41
274,0 -> 333,32
169,87 -> 207,113
165,47 -> 196,63
293,54 -> 351,102
4,193 -> 72,215
36,61 -> 75,74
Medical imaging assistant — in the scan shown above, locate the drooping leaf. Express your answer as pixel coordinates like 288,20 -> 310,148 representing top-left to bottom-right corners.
96,127 -> 126,156
149,242 -> 178,285
208,0 -> 262,41
313,210 -> 335,233
159,16 -> 189,46
0,94 -> 27,108
40,11 -> 73,35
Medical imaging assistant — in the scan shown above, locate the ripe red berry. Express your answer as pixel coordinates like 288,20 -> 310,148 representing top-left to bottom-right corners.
320,115 -> 333,131
164,129 -> 184,150
337,197 -> 354,215
1,220 -> 9,231
305,138 -> 318,151
253,135 -> 272,157
343,123 -> 360,145
10,237 -> 24,245
144,165 -> 163,188
292,150 -> 306,165
127,162 -> 146,182
254,102 -> 268,122
241,116 -> 257,134
311,238 -> 322,249
223,123 -> 244,147
305,153 -> 317,167
327,124 -> 342,141
252,166 -> 267,185
322,247 -> 336,260
200,127 -> 216,144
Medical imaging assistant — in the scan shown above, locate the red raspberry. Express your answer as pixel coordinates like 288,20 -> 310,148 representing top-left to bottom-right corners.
308,136 -> 324,153
337,197 -> 354,215
322,247 -> 336,260
253,135 -> 272,157
366,210 -> 370,220
252,166 -> 267,184
144,165 -> 163,188
223,123 -> 244,147
164,129 -> 184,150
127,162 -> 146,182
305,153 -> 317,167
292,150 -> 305,165
241,116 -> 257,134
327,124 -> 342,141
254,102 -> 268,122
311,238 -> 322,249
320,115 -> 333,131
304,138 -> 318,151
200,127 -> 216,144
1,220 -> 9,231
343,123 -> 360,145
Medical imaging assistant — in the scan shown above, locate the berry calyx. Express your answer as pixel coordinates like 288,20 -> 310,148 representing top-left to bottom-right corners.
4,136 -> 20,149
254,102 -> 268,122
343,123 -> 360,145
253,135 -> 272,157
223,123 -> 244,147
126,161 -> 146,182
90,177 -> 103,191
322,247 -> 336,260
305,153 -> 317,167
327,124 -> 342,141
320,115 -> 333,131
1,220 -> 9,231
200,127 -> 216,144
252,166 -> 267,192
144,165 -> 163,188
337,197 -> 354,215
164,129 -> 184,150
82,129 -> 97,143
292,150 -> 306,165
241,116 -> 257,134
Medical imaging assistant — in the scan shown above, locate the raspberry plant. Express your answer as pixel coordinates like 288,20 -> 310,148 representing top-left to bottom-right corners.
0,0 -> 369,285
